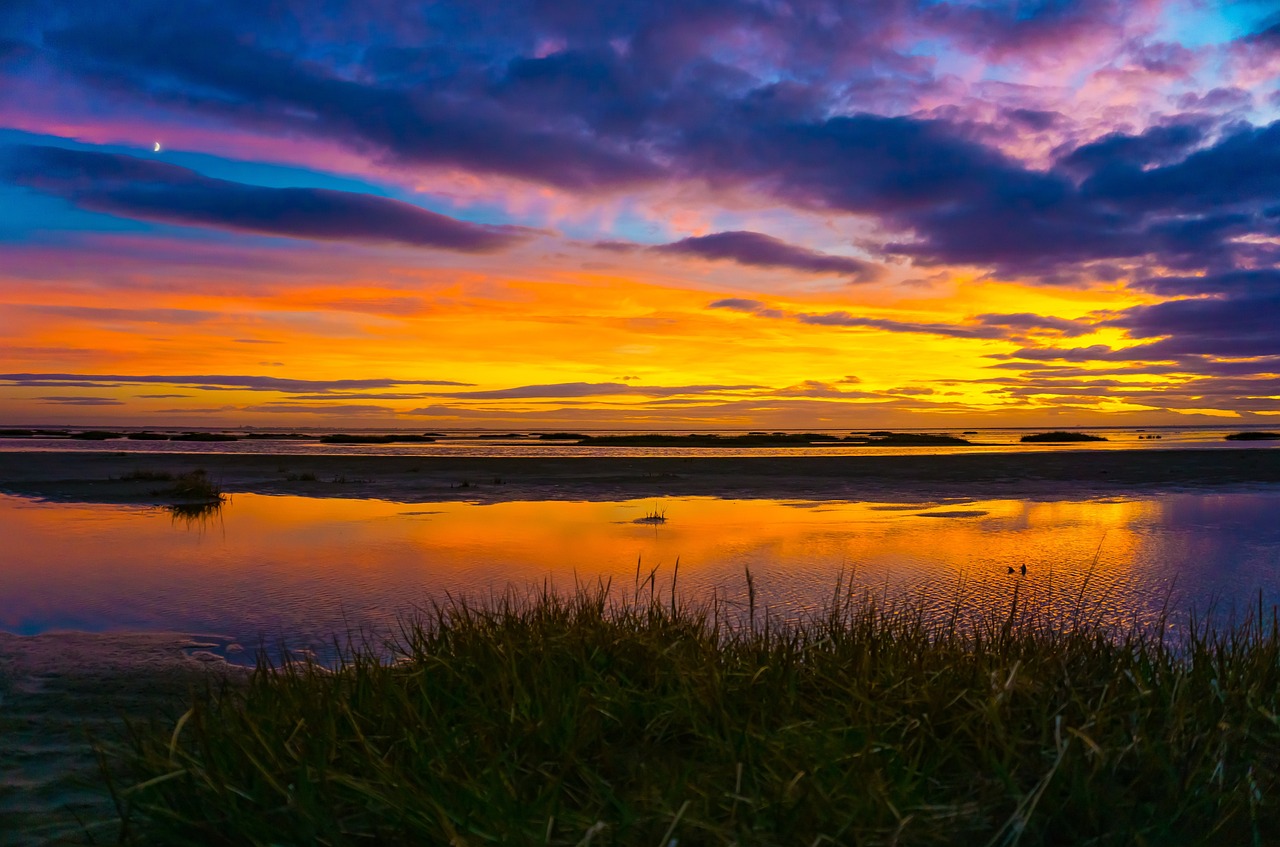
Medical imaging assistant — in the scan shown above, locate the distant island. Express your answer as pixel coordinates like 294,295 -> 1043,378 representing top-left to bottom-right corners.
573,432 -> 972,447
1020,431 -> 1108,443
318,434 -> 437,444
1225,432 -> 1280,441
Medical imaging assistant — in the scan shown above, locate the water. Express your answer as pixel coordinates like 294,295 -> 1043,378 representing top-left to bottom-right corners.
1,426 -> 1276,458
4,490 -> 1280,662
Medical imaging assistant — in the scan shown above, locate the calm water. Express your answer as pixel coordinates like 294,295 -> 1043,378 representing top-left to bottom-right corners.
4,490 -> 1280,661
2,426 -> 1277,458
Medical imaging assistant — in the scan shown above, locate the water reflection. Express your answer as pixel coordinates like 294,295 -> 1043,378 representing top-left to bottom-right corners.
2,491 -> 1279,660
166,499 -> 226,529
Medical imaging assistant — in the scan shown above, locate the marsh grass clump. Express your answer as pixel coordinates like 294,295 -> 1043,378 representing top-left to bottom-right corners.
635,506 -> 667,523
154,469 -> 225,503
109,586 -> 1280,845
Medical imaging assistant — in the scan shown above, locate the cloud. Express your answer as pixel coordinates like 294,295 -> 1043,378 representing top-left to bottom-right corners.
795,310 -> 1008,339
41,23 -> 661,191
419,381 -> 762,400
708,298 -> 1089,340
4,146 -> 531,253
8,2 -> 1279,289
0,373 -> 472,392
22,304 -> 220,324
5,0 -> 1280,406
653,231 -> 879,281
38,396 -> 125,405
248,403 -> 394,415
974,312 -> 1093,337
708,298 -> 786,319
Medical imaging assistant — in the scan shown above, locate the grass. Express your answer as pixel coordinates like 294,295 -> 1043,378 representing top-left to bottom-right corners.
154,469 -> 225,503
635,506 -> 668,523
103,578 -> 1280,845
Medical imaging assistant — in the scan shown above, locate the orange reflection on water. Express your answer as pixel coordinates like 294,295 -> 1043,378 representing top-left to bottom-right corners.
2,492 -> 1277,651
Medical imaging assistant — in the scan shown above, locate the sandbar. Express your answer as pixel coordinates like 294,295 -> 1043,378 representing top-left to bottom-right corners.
2,448 -> 1280,506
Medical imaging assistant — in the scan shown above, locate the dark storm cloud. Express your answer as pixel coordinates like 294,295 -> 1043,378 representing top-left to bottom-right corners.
4,146 -> 530,252
0,373 -> 471,391
655,231 -> 879,281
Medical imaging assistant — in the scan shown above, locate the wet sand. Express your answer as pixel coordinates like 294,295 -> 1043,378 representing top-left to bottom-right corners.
0,633 -> 242,845
2,448 -> 1280,506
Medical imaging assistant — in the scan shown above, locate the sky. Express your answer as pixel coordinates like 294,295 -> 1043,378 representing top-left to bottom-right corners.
2,0 -> 1280,430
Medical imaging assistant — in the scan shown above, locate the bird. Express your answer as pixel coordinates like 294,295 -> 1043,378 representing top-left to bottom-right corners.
1020,564 -> 1027,576
1007,566 -> 1014,574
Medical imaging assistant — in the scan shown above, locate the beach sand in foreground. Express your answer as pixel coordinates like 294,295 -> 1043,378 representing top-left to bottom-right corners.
0,633 -> 242,845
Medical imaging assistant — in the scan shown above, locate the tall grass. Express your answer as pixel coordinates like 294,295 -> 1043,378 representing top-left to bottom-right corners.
109,581 -> 1280,845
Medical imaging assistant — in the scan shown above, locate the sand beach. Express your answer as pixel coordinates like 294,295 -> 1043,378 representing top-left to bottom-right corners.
3,447 -> 1280,507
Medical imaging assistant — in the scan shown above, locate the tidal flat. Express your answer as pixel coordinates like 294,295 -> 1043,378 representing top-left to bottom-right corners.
5,447 -> 1280,506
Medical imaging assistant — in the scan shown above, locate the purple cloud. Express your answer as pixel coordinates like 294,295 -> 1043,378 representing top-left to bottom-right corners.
709,299 -> 1084,340
39,396 -> 125,405
0,373 -> 472,391
5,146 -> 530,253
420,382 -> 761,400
655,231 -> 879,281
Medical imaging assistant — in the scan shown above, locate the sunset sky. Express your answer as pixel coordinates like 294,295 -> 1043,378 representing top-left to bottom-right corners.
2,0 -> 1279,429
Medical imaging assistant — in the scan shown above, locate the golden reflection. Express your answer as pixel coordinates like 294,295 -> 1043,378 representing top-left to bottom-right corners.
0,492 -> 1274,639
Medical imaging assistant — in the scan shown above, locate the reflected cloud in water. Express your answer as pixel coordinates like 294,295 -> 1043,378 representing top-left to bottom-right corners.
2,491 -> 1279,658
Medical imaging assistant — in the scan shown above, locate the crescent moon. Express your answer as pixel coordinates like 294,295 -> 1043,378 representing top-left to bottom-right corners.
153,142 -> 161,153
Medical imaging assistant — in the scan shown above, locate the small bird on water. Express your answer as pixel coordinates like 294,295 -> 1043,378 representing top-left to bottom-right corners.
1020,564 -> 1027,576
1007,566 -> 1014,574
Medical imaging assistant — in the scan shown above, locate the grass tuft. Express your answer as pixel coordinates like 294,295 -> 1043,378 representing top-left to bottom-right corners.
108,584 -> 1280,845
154,469 -> 225,503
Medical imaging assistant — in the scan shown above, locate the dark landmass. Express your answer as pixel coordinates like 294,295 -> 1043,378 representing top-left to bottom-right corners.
318,434 -> 437,444
576,432 -> 971,447
5,448 -> 1280,507
67,430 -> 124,440
1020,431 -> 1108,443
125,432 -> 171,440
1226,431 -> 1280,441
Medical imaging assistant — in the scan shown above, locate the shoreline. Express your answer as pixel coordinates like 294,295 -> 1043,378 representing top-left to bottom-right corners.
4,447 -> 1280,506
0,632 -> 243,846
